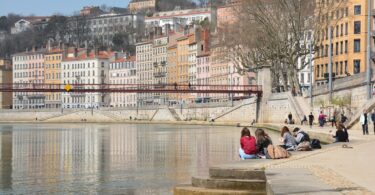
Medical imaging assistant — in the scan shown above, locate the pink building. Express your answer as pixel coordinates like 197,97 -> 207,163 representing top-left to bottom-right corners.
12,48 -> 46,109
196,52 -> 210,102
228,61 -> 256,100
109,55 -> 137,108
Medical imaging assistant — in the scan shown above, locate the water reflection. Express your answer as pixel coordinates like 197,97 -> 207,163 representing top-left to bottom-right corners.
0,124 -> 277,194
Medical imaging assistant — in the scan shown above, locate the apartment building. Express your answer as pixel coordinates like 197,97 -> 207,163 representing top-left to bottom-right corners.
128,0 -> 156,13
109,55 -> 137,108
0,59 -> 12,109
136,41 -> 154,105
314,0 -> 374,84
44,48 -> 63,109
196,53 -> 210,102
152,35 -> 168,104
61,49 -> 112,109
145,8 -> 212,33
12,48 -> 46,109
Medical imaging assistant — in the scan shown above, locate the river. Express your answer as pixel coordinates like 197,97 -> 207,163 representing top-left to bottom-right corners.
0,123 -> 279,194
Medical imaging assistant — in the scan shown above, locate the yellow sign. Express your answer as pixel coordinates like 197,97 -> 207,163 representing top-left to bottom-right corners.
64,84 -> 72,92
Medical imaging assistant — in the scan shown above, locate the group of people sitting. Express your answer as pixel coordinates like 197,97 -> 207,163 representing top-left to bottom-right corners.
239,122 -> 350,160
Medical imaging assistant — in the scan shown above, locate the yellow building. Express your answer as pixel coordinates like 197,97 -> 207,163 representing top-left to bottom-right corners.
314,0 -> 372,84
44,49 -> 63,109
129,0 -> 156,13
0,59 -> 12,109
167,44 -> 178,101
176,35 -> 190,101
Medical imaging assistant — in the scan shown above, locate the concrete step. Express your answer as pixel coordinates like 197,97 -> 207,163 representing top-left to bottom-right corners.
174,185 -> 266,195
192,177 -> 266,191
209,167 -> 266,180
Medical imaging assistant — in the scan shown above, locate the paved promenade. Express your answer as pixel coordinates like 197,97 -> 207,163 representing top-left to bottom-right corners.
260,123 -> 375,194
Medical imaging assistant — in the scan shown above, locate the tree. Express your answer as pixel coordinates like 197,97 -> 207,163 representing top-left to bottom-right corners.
112,32 -> 135,54
220,0 -> 343,94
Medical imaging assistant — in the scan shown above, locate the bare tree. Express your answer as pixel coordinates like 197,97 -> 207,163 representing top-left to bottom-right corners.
220,0 -> 344,93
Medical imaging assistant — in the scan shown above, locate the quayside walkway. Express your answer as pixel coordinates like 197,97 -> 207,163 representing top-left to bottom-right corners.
175,123 -> 375,195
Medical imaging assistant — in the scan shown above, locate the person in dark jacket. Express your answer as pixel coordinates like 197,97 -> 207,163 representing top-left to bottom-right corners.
308,112 -> 314,128
293,128 -> 310,144
372,110 -> 375,134
333,124 -> 348,142
255,129 -> 272,156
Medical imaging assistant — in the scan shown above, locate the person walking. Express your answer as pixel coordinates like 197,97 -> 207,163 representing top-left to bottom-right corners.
372,110 -> 375,135
308,112 -> 314,128
318,111 -> 326,127
331,111 -> 337,127
301,115 -> 308,125
360,110 -> 370,135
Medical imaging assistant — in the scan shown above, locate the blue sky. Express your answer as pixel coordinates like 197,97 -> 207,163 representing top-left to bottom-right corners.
0,0 -> 131,16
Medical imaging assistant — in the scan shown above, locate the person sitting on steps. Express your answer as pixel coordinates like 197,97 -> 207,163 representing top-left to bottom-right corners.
239,127 -> 257,160
292,127 -> 310,145
255,129 -> 272,158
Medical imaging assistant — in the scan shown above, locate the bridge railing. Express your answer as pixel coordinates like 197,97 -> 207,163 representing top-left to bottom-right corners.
0,83 -> 262,94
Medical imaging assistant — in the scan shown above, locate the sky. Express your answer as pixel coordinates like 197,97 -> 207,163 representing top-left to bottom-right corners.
0,0 -> 131,16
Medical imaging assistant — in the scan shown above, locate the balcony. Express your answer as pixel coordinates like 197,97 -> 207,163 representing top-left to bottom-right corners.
154,72 -> 166,78
27,94 -> 45,99
161,61 -> 167,66
153,62 -> 158,67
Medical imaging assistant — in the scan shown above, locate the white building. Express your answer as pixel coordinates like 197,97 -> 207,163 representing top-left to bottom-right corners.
136,41 -> 154,106
11,17 -> 50,34
298,30 -> 314,95
61,49 -> 112,109
145,8 -> 212,33
152,36 -> 168,105
12,49 -> 46,109
109,55 -> 137,108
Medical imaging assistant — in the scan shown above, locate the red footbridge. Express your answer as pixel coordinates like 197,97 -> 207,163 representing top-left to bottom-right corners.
0,83 -> 263,96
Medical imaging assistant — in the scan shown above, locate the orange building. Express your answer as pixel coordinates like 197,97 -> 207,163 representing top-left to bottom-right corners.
44,48 -> 63,109
128,0 -> 156,13
314,0 -> 374,85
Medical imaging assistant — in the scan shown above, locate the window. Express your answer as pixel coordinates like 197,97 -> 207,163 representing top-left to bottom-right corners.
354,5 -> 361,15
354,21 -> 361,34
345,22 -> 348,35
340,61 -> 343,75
345,40 -> 348,53
354,60 -> 361,74
300,73 -> 305,84
336,42 -> 339,55
354,39 -> 361,52
335,62 -> 339,75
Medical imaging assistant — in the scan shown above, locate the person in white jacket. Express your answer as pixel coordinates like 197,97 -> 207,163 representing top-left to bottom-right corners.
360,110 -> 370,135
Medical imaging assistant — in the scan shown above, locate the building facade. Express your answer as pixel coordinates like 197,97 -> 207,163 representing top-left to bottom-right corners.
44,48 -> 63,109
196,53 -> 210,101
12,49 -> 46,109
61,50 -> 112,109
314,0 -> 374,85
0,59 -> 12,109
109,55 -> 137,108
152,36 -> 168,104
128,0 -> 156,13
136,41 -> 154,105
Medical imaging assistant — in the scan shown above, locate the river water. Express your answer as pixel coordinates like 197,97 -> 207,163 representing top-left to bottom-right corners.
0,123 -> 279,194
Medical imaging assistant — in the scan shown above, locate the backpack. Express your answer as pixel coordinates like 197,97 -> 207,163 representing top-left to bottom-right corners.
311,139 -> 321,149
297,141 -> 312,151
299,131 -> 310,142
267,145 -> 291,159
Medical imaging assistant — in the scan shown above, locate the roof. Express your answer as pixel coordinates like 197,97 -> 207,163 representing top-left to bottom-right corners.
110,56 -> 136,63
63,51 -> 114,62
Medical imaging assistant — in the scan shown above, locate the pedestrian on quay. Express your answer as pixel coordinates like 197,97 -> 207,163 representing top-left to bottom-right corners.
308,112 -> 314,128
371,110 -> 375,135
301,115 -> 308,125
331,111 -> 337,127
360,109 -> 370,135
341,113 -> 347,124
318,111 -> 326,127
239,127 -> 257,160
288,112 -> 293,124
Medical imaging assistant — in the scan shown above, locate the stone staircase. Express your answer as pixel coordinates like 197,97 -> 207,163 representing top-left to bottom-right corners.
295,96 -> 311,116
211,98 -> 257,121
38,110 -> 81,122
286,93 -> 305,123
174,167 -> 267,195
168,108 -> 182,121
99,111 -> 122,122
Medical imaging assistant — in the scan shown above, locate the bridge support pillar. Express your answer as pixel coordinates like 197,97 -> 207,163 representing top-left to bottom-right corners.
256,65 -> 272,123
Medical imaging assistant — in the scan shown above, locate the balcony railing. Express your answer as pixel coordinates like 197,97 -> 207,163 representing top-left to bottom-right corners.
154,72 -> 166,78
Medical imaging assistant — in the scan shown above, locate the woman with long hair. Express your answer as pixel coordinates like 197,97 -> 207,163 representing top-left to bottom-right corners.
280,126 -> 297,151
239,127 -> 257,160
255,128 -> 272,156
